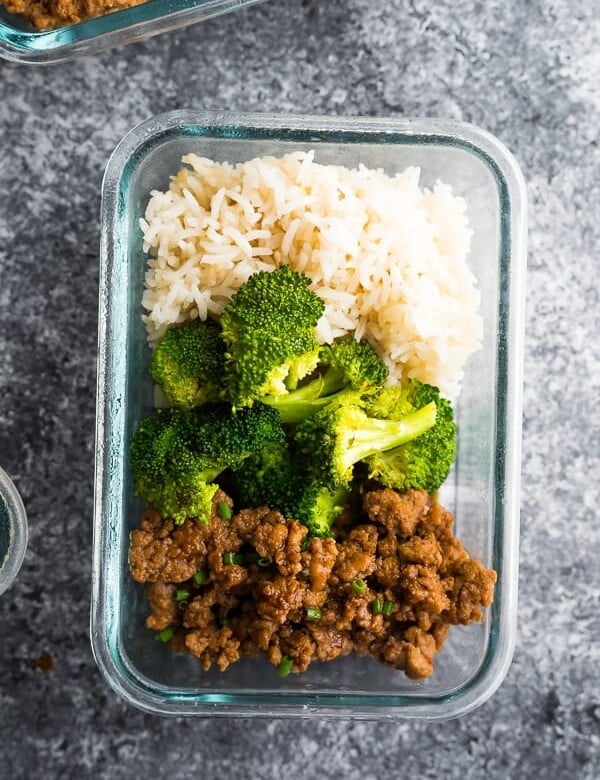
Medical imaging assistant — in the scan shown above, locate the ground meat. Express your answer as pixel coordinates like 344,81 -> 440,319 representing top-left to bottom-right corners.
376,554 -> 402,588
252,513 -> 306,576
131,488 -> 496,680
307,625 -> 353,662
308,537 -> 337,592
270,626 -> 317,672
183,590 -> 217,629
398,564 -> 451,614
2,0 -> 146,31
240,616 -> 279,653
213,561 -> 249,590
256,576 -> 306,624
232,506 -> 271,542
339,592 -> 386,634
397,533 -> 443,568
375,626 -> 439,679
443,559 -> 497,623
185,625 -> 241,672
129,509 -> 205,584
145,583 -> 178,631
363,488 -> 430,536
332,525 -> 378,582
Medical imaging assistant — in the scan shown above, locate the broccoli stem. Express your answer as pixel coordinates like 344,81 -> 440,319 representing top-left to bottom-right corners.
262,368 -> 347,423
318,368 -> 347,397
343,402 -> 437,467
200,467 -> 226,483
263,393 -> 331,423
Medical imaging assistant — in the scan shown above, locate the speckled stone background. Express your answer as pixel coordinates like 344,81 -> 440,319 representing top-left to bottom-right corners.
1,0 -> 599,777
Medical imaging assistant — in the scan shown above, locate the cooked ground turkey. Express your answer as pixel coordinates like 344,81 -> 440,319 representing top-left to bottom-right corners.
2,0 -> 145,31
130,488 -> 496,679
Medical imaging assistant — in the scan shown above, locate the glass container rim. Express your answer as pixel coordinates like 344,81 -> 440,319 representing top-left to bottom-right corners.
0,0 -> 269,63
0,466 -> 28,597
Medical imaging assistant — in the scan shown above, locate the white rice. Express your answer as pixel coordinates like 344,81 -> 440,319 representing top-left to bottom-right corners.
140,151 -> 482,398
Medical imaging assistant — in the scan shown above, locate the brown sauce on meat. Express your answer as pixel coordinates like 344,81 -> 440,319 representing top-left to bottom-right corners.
129,488 -> 496,680
2,0 -> 145,31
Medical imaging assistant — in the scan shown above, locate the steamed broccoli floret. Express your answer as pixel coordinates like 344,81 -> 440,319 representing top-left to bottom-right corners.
365,380 -> 434,420
364,382 -> 457,493
221,265 -> 324,336
294,396 -> 438,490
226,329 -> 321,403
295,483 -> 350,538
231,443 -> 348,537
231,441 -> 300,516
150,319 -> 226,409
320,336 -> 389,393
262,335 -> 389,423
130,404 -> 285,524
220,267 -> 325,406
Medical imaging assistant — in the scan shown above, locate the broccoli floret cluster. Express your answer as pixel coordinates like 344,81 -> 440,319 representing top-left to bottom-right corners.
150,319 -> 226,409
261,334 -> 389,423
294,393 -> 439,490
364,383 -> 457,493
133,266 -> 457,535
220,265 -> 325,406
230,441 -> 350,538
131,404 -> 284,525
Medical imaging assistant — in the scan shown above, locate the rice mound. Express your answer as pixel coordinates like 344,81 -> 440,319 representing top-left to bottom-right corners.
140,151 -> 482,398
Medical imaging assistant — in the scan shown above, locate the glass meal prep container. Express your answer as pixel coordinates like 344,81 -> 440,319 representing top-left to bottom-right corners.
91,110 -> 527,719
0,0 -> 267,63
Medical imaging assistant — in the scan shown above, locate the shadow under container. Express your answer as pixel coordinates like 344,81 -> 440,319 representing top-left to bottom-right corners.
0,0 -> 268,63
92,110 -> 527,719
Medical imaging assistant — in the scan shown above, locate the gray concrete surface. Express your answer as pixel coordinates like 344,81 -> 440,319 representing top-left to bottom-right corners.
0,0 -> 599,777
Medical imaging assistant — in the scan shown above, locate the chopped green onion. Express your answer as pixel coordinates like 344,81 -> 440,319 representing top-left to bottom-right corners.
305,607 -> 321,621
223,551 -> 245,566
277,655 -> 293,677
352,578 -> 367,595
220,615 -> 231,627
155,627 -> 174,643
218,502 -> 233,521
193,569 -> 208,586
257,557 -> 271,568
371,598 -> 384,615
382,600 -> 395,617
300,570 -> 310,580
175,588 -> 190,603
300,536 -> 311,552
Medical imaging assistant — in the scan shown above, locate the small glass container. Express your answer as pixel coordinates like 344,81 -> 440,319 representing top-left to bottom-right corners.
92,110 -> 527,719
0,0 -> 268,63
0,466 -> 28,596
